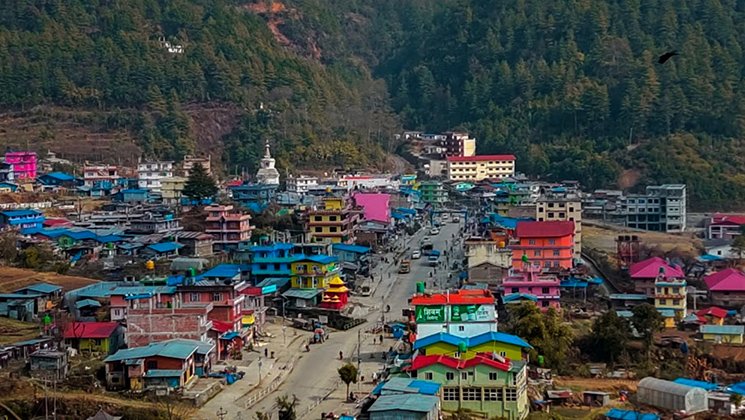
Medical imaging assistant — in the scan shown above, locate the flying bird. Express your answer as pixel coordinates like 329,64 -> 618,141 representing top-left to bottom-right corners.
658,50 -> 678,64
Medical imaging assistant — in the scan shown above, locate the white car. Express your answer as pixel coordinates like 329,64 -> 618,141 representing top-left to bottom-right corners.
442,213 -> 449,220
430,228 -> 440,235
412,250 -> 422,259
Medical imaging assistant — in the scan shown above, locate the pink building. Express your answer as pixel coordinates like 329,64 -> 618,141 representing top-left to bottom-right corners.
501,266 -> 561,310
4,151 -> 37,180
705,268 -> 745,308
353,193 -> 391,223
204,205 -> 253,252
630,257 -> 684,297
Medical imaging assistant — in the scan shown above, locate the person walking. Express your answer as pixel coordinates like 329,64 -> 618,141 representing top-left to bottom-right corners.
339,350 -> 344,360
379,334 -> 384,344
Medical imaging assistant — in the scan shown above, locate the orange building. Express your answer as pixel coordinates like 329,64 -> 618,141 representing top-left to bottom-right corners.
511,221 -> 575,270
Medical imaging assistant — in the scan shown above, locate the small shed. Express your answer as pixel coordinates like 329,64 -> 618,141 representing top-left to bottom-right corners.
583,391 -> 611,406
368,394 -> 439,420
546,389 -> 573,405
636,377 -> 708,413
30,349 -> 68,380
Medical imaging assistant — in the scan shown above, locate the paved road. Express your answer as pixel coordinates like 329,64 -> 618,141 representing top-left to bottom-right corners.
246,219 -> 464,418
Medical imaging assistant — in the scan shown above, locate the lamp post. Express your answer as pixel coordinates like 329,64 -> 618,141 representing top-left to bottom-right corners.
282,325 -> 287,346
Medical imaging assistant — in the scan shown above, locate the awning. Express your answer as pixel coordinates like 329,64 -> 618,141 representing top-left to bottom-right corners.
75,299 -> 102,309
282,289 -> 324,300
220,332 -> 240,340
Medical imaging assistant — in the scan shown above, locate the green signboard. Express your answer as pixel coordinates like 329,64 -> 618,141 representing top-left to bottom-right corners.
450,304 -> 492,322
415,305 -> 446,323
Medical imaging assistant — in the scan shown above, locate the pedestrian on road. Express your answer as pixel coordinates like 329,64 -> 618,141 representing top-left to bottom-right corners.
372,337 -> 376,345
379,334 -> 383,344
339,350 -> 343,360
264,348 -> 268,358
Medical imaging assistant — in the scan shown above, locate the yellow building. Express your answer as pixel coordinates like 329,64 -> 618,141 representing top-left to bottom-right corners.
447,155 -> 516,182
290,255 -> 341,289
305,196 -> 361,243
413,331 -> 532,361
161,176 -> 187,206
536,194 -> 582,258
701,325 -> 744,344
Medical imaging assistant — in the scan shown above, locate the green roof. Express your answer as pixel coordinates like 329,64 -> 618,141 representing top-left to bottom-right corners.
104,339 -> 214,363
144,369 -> 185,378
282,288 -> 324,299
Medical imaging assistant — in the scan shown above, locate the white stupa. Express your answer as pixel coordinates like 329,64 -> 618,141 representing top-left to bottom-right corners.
256,141 -> 280,185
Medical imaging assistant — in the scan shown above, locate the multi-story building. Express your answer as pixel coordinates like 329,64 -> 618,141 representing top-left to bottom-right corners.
137,160 -> 174,193
536,194 -> 582,258
413,331 -> 532,361
83,164 -> 120,187
0,209 -> 45,233
420,181 -> 448,208
241,242 -> 295,285
161,176 -> 187,206
630,257 -> 685,297
654,272 -> 687,328
447,155 -> 516,182
4,151 -> 37,180
706,214 -> 745,240
286,175 -> 318,194
305,196 -> 362,243
465,235 -> 512,284
285,255 -> 343,308
182,155 -> 211,177
443,132 -> 476,157
411,290 -> 498,339
501,267 -> 561,311
229,183 -> 278,209
409,353 -> 529,420
619,184 -> 687,232
127,211 -> 182,235
511,221 -> 575,270
204,204 -> 253,252
705,269 -> 745,308
338,175 -> 396,190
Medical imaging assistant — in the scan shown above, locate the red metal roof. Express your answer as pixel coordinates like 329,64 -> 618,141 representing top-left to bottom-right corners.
63,322 -> 118,339
211,320 -> 233,333
447,154 -> 516,162
43,218 -> 73,227
410,289 -> 495,306
710,213 -> 745,226
696,306 -> 728,319
515,221 -> 574,238
629,257 -> 685,279
705,268 -> 745,292
409,352 -> 511,372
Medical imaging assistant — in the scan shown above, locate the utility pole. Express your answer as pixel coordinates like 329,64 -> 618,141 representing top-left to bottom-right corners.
357,328 -> 361,390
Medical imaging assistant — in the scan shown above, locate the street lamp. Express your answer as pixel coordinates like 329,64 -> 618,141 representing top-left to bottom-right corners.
282,325 -> 287,346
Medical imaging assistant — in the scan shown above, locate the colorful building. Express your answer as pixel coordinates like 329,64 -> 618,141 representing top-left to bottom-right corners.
447,155 -> 516,182
63,322 -> 123,355
241,242 -> 295,285
419,181 -> 448,208
511,221 -> 575,270
283,255 -> 342,308
354,192 -> 391,224
630,257 -> 685,297
408,353 -> 529,419
654,269 -> 687,328
104,339 -> 215,391
705,269 -> 745,308
319,276 -> 349,310
700,325 -> 744,345
305,196 -> 362,243
161,176 -> 187,206
443,132 -> 476,157
413,331 -> 532,361
204,204 -> 253,252
82,164 -> 120,187
536,193 -> 582,259
4,151 -> 37,180
0,209 -> 45,233
182,155 -> 211,177
411,290 -> 498,339
137,160 -> 174,193
501,267 -> 561,311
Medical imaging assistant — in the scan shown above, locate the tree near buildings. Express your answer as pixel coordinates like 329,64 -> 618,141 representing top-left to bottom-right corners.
631,303 -> 664,358
507,303 -> 574,371
183,163 -> 217,201
338,363 -> 359,401
589,311 -> 631,364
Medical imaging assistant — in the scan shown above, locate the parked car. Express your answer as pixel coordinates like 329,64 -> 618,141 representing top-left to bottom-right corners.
430,228 -> 440,235
452,216 -> 460,223
412,250 -> 422,259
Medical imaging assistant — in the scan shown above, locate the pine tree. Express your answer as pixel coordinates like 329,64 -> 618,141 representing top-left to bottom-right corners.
183,163 -> 217,201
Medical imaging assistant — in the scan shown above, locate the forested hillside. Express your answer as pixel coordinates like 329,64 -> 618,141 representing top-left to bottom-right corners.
366,0 -> 745,209
0,0 -> 397,173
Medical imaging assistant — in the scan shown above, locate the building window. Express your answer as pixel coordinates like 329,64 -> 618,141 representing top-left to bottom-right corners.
553,250 -> 560,256
190,293 -> 199,302
484,388 -> 501,401
542,287 -> 550,294
462,388 -> 482,401
314,216 -> 322,222
424,372 -> 433,380
511,288 -> 519,293
528,239 -> 536,245
533,250 -> 541,257
505,388 -> 518,401
673,299 -> 680,305
212,293 -> 221,302
443,387 -> 459,401
461,372 -> 468,380
659,298 -> 667,305
548,212 -> 555,218
314,227 -> 322,233
329,227 -> 338,233
446,372 -> 455,381
489,372 -> 498,380
458,325 -> 465,332
548,239 -> 556,245
542,300 -> 550,308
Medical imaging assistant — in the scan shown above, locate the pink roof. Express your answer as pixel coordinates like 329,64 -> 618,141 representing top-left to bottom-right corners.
63,322 -> 118,339
353,193 -> 391,223
447,154 -> 516,162
629,257 -> 684,279
710,213 -> 745,226
516,221 -> 574,238
409,353 -> 511,371
705,268 -> 745,292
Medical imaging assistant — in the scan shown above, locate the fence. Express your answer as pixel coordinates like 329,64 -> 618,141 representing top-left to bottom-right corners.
240,358 -> 296,410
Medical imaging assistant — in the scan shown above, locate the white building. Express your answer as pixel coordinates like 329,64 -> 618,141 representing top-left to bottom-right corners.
287,175 -> 319,194
83,164 -> 120,187
447,155 -> 516,182
337,175 -> 397,190
256,142 -> 280,185
536,193 -> 583,258
137,160 -> 174,193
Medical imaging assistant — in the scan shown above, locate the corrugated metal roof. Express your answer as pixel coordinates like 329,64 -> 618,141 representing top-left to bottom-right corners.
144,369 -> 184,378
282,288 -> 324,299
75,299 -> 102,309
605,408 -> 660,420
700,325 -> 745,335
371,377 -> 441,396
146,242 -> 183,253
256,277 -> 291,288
673,378 -> 719,391
413,331 -> 532,350
104,339 -> 212,363
15,283 -> 61,294
332,243 -> 371,254
199,264 -> 247,279
367,394 -> 439,413
110,286 -> 176,296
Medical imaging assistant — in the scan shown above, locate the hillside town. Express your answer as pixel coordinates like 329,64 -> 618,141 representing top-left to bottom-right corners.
0,134 -> 744,420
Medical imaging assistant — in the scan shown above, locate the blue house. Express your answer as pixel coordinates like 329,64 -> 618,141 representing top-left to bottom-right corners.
0,209 -> 45,233
141,242 -> 183,259
331,243 -> 371,277
0,181 -> 18,192
196,264 -> 250,283
37,172 -> 78,190
240,243 -> 296,284
230,183 -> 277,211
114,189 -> 150,204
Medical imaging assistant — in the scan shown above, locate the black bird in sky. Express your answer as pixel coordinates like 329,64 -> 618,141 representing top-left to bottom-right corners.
658,50 -> 678,64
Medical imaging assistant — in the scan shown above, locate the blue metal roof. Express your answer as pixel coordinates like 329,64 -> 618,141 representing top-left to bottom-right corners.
220,332 -> 240,340
673,378 -> 719,391
0,293 -> 42,299
121,189 -> 149,194
413,331 -> 532,350
728,382 -> 745,395
256,277 -> 291,288
560,280 -> 589,288
605,408 -> 660,420
296,255 -> 337,264
368,394 -> 438,413
104,339 -> 211,362
332,243 -> 371,254
146,242 -> 183,253
396,207 -> 417,215
248,243 -> 294,252
502,293 -> 538,303
75,299 -> 102,309
96,235 -> 123,243
15,283 -> 61,294
657,308 -> 676,318
41,172 -> 75,181
1,209 -> 42,217
72,282 -> 120,298
199,264 -> 248,279
616,310 -> 634,318
701,325 -> 745,335
111,286 -> 176,295
371,378 -> 441,396
13,338 -> 52,346
144,369 -> 185,378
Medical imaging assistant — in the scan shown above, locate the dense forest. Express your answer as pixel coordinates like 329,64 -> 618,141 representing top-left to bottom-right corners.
2,0 -> 745,208
0,0 -> 397,173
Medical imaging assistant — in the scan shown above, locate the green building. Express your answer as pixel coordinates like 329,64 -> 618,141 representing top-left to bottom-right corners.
410,353 -> 529,419
419,181 -> 448,208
